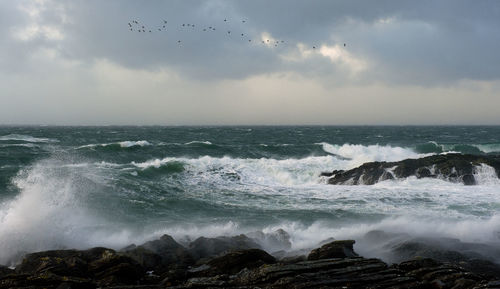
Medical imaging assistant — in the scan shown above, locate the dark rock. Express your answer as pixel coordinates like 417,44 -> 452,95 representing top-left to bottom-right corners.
189,249 -> 276,277
460,258 -> 500,279
3,239 -> 498,289
87,250 -> 143,286
188,234 -> 261,260
416,167 -> 432,178
398,258 -> 442,272
462,174 -> 476,185
16,249 -> 89,277
121,247 -> 162,271
122,234 -> 193,272
93,261 -> 143,286
326,153 -> 500,185
12,247 -> 144,288
247,229 -> 292,251
386,238 -> 500,279
0,265 -> 14,277
320,169 -> 344,177
279,255 -> 307,264
307,240 -> 358,260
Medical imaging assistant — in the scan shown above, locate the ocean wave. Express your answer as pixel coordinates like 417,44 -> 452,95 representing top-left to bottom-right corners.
184,140 -> 213,145
317,143 -> 429,168
0,143 -> 39,148
77,140 -> 151,150
415,141 -> 500,154
0,134 -> 58,143
473,164 -> 500,185
2,153 -> 500,266
132,155 -> 342,186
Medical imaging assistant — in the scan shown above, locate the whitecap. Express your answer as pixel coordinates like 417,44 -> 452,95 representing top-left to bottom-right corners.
0,134 -> 58,143
184,140 -> 213,145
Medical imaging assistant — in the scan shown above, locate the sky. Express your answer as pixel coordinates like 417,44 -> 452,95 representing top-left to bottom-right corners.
1,0 -> 500,125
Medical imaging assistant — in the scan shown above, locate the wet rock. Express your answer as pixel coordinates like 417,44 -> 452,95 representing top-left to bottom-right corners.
247,229 -> 292,251
87,249 -> 143,286
10,247 -> 145,288
462,174 -> 476,185
188,234 -> 261,260
0,265 -> 13,277
16,249 -> 89,277
122,234 -> 194,272
307,240 -> 358,260
2,236 -> 498,288
189,249 -> 276,277
326,153 -> 500,185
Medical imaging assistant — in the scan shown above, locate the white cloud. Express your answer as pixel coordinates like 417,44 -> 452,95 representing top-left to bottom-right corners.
12,24 -> 64,41
318,44 -> 368,74
12,0 -> 65,42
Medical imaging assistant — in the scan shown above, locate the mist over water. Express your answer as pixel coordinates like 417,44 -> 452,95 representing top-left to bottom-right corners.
1,126 -> 500,266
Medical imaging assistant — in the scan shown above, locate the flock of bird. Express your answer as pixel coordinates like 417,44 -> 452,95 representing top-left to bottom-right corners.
127,18 -> 346,49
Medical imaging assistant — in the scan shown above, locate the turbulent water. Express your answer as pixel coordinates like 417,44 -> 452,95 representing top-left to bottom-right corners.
1,126 -> 500,266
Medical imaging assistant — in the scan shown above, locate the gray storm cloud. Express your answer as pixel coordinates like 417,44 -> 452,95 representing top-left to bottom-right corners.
0,0 -> 500,125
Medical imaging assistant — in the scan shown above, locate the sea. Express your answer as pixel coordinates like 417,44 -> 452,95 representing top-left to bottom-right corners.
1,126 -> 500,266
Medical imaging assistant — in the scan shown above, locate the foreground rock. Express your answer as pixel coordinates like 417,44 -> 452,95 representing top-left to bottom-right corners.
363,230 -> 500,279
323,153 -> 500,185
2,236 -> 500,288
307,240 -> 358,260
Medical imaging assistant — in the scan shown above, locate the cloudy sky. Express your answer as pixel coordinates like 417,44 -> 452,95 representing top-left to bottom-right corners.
1,0 -> 500,125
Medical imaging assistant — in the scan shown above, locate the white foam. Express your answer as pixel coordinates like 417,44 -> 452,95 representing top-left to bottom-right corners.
119,140 -> 151,147
132,155 -> 342,186
77,140 -> 151,149
473,164 -> 500,185
0,134 -> 58,143
0,159 -> 135,265
2,151 -> 500,266
0,143 -> 39,148
475,144 -> 500,153
317,143 -> 429,168
184,141 -> 213,145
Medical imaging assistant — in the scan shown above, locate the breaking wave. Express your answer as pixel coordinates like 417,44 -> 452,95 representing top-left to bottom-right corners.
318,143 -> 428,168
77,140 -> 151,150
0,134 -> 58,143
415,141 -> 500,154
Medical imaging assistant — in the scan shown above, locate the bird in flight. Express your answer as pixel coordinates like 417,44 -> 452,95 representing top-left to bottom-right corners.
125,17 -> 348,51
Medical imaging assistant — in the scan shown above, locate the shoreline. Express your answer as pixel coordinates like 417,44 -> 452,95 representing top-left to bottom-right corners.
1,233 -> 500,288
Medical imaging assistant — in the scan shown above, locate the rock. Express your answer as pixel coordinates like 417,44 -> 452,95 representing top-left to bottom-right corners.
12,247 -> 145,288
188,234 -> 261,260
16,249 -> 89,277
0,265 -> 14,277
247,229 -> 292,251
189,249 -> 276,277
279,255 -> 307,264
87,249 -> 144,286
121,247 -> 163,271
326,153 -> 500,185
122,234 -> 194,272
398,258 -> 442,272
462,174 -> 476,185
2,238 -> 498,289
307,240 -> 358,260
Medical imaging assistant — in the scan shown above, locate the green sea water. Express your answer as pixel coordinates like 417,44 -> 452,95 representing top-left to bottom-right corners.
1,126 -> 500,265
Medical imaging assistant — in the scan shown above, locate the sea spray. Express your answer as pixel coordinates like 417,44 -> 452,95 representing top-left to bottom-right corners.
2,126 -> 500,266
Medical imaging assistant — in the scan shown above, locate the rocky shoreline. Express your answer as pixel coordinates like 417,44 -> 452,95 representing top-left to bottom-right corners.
2,232 -> 500,288
322,153 -> 500,185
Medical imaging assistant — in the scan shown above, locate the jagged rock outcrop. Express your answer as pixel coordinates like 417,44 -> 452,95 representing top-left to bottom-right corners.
121,234 -> 194,273
188,248 -> 276,277
187,234 -> 261,260
2,234 -> 499,288
307,240 -> 358,260
323,153 -> 500,185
